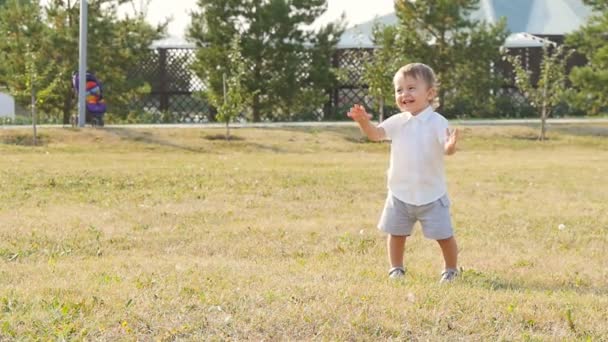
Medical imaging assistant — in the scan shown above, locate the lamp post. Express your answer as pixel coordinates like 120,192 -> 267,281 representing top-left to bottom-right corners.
78,0 -> 88,127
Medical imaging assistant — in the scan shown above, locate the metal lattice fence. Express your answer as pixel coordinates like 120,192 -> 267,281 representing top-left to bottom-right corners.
135,47 -> 383,121
133,48 -> 211,123
135,38 -> 582,121
332,48 -> 372,110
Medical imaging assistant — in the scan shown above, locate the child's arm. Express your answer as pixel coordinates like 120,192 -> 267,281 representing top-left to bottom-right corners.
444,128 -> 459,155
347,104 -> 385,141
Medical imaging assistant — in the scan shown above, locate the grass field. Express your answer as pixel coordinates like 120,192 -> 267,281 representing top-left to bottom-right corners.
0,124 -> 607,340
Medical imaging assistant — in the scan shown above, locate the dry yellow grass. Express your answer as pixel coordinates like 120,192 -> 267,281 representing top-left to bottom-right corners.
0,124 -> 607,340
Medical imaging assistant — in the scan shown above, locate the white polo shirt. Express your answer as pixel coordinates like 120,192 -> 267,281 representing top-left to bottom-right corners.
378,106 -> 449,205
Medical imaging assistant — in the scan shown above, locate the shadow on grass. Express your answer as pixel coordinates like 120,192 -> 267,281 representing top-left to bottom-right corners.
511,134 -> 548,141
201,130 -> 291,153
203,134 -> 245,141
103,127 -> 210,153
461,269 -> 608,296
552,125 -> 608,137
264,125 -> 374,144
246,142 -> 290,153
104,127 -> 291,154
0,133 -> 48,146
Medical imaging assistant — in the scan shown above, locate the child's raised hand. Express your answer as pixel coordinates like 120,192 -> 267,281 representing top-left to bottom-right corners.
446,128 -> 459,148
347,104 -> 372,123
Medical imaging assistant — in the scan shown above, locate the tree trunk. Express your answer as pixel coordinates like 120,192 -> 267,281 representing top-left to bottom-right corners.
540,104 -> 547,141
252,93 -> 261,122
31,82 -> 36,146
378,97 -> 384,123
252,64 -> 261,122
63,89 -> 73,125
540,73 -> 548,141
436,32 -> 447,113
208,106 -> 217,122
437,87 -> 445,112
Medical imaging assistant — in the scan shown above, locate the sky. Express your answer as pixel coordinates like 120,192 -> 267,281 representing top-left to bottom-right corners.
141,0 -> 396,37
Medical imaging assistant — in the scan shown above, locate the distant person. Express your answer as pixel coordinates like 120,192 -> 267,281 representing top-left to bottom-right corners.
72,71 -> 106,127
347,63 -> 460,283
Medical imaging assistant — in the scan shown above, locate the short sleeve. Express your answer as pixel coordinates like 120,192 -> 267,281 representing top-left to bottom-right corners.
435,115 -> 449,145
378,114 -> 402,140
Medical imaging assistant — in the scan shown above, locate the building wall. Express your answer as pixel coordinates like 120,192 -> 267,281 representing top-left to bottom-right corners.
0,92 -> 16,119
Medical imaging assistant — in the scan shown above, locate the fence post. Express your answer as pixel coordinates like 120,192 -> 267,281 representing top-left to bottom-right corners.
331,50 -> 340,119
159,48 -> 169,112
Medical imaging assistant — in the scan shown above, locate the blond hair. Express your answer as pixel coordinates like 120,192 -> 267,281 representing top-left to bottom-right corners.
393,63 -> 439,108
393,63 -> 437,88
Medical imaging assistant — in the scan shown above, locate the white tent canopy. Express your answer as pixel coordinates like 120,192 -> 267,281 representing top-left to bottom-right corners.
150,36 -> 196,49
151,31 -> 557,51
338,26 -> 556,50
504,32 -> 556,48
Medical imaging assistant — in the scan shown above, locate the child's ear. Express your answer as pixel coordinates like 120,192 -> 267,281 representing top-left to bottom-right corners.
427,87 -> 437,101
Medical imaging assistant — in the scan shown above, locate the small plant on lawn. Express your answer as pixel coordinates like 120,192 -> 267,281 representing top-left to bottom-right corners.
505,42 -> 572,140
362,24 -> 400,123
206,34 -> 249,140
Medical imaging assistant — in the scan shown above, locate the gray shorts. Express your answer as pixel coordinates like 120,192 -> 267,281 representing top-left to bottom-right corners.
378,193 -> 453,240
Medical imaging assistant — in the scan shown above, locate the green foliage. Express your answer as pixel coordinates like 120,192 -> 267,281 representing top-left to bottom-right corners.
1,126 -> 608,339
507,44 -> 572,115
362,25 -> 401,122
388,0 -> 508,118
566,2 -> 608,115
0,0 -> 164,123
506,43 -> 573,139
492,91 -> 537,118
0,1 -> 47,116
205,35 -> 249,139
188,0 -> 344,122
583,0 -> 608,11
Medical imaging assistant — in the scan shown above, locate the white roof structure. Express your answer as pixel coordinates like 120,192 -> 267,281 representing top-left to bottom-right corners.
150,36 -> 196,49
338,0 -> 594,49
151,0 -> 594,50
504,32 -> 557,48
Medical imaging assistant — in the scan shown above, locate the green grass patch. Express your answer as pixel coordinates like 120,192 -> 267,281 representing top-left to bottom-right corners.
0,124 -> 606,339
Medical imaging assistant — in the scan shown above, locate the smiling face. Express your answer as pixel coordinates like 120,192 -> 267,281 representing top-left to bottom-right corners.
394,74 -> 436,115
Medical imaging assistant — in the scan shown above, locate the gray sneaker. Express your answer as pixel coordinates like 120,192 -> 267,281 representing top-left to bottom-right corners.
440,268 -> 459,283
388,267 -> 406,279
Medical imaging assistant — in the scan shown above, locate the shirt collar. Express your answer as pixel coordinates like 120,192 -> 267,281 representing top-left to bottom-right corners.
403,106 -> 434,122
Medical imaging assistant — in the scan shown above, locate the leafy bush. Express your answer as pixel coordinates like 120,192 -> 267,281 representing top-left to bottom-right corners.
493,90 -> 537,118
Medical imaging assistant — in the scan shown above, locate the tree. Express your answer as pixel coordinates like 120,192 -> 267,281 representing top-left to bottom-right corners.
20,43 -> 63,144
506,43 -> 572,140
387,0 -> 508,117
188,0 -> 344,122
0,0 -> 60,140
362,24 -> 401,122
206,35 -> 249,139
566,0 -> 608,115
0,0 -> 164,124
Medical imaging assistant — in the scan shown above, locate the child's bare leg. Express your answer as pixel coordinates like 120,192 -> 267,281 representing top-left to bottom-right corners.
437,236 -> 458,269
388,234 -> 407,268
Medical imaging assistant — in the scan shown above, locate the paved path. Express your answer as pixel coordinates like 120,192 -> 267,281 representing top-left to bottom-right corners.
2,118 -> 608,130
